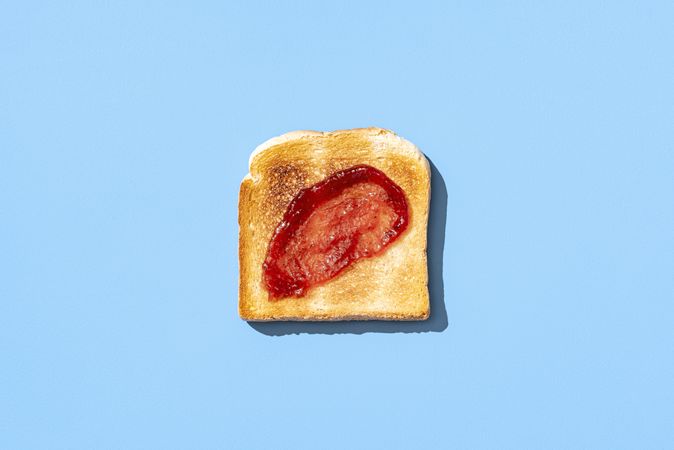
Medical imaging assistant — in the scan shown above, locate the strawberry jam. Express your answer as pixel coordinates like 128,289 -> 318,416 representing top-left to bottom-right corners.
263,164 -> 409,299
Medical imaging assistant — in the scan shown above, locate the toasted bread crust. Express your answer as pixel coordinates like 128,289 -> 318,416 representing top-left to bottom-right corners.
239,127 -> 430,321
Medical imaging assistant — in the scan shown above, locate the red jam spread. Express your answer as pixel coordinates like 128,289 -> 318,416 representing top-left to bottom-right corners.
263,164 -> 409,299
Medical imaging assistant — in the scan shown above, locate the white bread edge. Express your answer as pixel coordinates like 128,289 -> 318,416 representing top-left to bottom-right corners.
246,127 -> 430,180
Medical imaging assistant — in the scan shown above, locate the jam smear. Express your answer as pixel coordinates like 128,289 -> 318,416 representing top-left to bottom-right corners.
263,164 -> 409,299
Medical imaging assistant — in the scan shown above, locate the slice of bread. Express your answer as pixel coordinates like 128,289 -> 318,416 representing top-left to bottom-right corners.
239,127 -> 430,321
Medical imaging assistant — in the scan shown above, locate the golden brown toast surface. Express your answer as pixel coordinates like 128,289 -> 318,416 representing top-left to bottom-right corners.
239,127 -> 430,321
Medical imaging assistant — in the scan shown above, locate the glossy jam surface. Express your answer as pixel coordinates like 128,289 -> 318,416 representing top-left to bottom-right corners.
263,165 -> 409,299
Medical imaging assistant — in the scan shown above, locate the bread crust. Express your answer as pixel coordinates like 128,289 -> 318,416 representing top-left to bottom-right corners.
239,127 -> 430,321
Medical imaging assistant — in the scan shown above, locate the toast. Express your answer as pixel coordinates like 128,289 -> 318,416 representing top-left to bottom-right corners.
238,127 -> 430,321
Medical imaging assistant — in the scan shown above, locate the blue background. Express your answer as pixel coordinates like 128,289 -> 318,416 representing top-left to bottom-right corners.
2,1 -> 673,448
